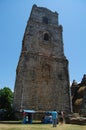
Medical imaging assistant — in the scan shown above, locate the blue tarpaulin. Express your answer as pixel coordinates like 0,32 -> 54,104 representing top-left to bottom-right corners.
23,109 -> 35,113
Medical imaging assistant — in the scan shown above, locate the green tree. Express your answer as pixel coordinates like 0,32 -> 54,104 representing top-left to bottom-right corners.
0,87 -> 13,120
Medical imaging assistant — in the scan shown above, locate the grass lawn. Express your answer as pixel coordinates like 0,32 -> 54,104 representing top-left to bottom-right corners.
0,123 -> 86,130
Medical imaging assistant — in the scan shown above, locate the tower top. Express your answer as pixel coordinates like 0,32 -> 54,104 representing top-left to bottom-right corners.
29,4 -> 59,26
32,4 -> 58,15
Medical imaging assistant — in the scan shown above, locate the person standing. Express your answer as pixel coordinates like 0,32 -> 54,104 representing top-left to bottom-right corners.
61,111 -> 65,123
25,115 -> 29,124
52,109 -> 58,127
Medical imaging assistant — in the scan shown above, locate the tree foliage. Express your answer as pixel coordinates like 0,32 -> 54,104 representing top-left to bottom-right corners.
0,87 -> 13,109
0,87 -> 13,120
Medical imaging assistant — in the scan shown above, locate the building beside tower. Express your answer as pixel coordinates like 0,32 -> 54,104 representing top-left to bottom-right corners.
13,5 -> 71,117
71,74 -> 86,116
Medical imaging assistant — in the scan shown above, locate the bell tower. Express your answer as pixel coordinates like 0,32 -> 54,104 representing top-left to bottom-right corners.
13,5 -> 71,114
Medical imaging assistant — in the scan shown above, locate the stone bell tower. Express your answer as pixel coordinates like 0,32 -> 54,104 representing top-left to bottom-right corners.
13,5 -> 71,113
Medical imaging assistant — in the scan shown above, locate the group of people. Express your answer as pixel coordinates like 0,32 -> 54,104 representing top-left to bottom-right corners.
52,110 -> 65,127
42,110 -> 65,127
22,110 -> 65,126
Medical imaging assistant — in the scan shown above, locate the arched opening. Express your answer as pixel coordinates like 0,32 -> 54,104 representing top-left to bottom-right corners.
44,33 -> 49,41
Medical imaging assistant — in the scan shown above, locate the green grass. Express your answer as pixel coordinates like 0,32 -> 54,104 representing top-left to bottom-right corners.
0,123 -> 86,130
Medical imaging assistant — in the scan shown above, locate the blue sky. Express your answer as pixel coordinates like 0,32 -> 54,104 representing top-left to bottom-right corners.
0,0 -> 86,91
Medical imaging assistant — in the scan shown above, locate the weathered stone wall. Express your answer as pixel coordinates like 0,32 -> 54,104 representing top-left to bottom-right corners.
13,5 -> 71,114
71,75 -> 86,116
